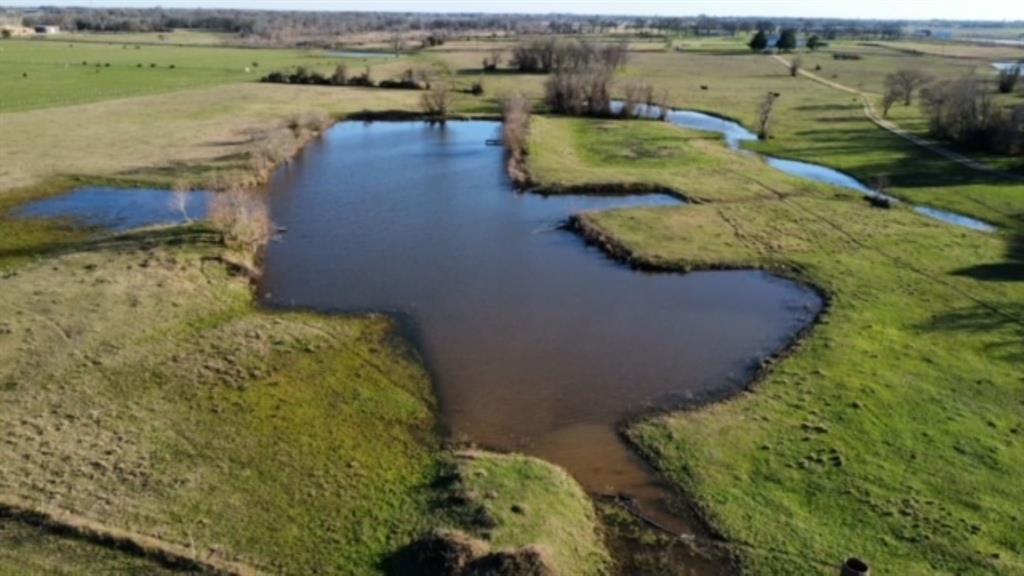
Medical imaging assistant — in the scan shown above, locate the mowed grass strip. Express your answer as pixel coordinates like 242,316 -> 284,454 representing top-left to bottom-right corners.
532,116 -> 1024,575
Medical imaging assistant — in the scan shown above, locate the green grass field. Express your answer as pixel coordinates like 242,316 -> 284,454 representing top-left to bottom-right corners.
47,28 -> 240,46
0,38 -> 408,112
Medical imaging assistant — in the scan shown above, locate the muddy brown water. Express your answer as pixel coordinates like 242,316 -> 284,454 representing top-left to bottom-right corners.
258,120 -> 822,544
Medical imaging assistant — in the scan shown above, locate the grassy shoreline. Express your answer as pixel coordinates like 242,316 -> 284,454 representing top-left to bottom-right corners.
527,114 -> 1024,574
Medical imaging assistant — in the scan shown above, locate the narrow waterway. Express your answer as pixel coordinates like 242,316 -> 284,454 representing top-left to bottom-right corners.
257,121 -> 822,541
661,108 -> 997,232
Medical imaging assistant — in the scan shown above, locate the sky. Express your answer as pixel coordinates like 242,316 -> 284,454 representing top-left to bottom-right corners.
3,0 -> 1023,21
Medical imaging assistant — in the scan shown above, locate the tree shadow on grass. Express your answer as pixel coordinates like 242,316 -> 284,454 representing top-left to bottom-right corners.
921,301 -> 1024,363
954,231 -> 1024,283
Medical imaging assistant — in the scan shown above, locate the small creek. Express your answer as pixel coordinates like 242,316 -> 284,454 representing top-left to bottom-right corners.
659,107 -> 997,233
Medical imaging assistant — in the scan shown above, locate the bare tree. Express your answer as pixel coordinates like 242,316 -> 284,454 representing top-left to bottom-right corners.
881,85 -> 900,117
483,49 -> 503,71
209,187 -> 274,276
757,91 -> 779,139
621,80 -> 651,118
421,82 -> 454,120
171,181 -> 193,224
885,69 -> 930,106
652,88 -> 671,121
789,56 -> 803,77
390,32 -> 405,55
332,63 -> 347,85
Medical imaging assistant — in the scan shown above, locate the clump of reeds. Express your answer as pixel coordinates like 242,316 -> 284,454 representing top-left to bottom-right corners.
502,93 -> 532,188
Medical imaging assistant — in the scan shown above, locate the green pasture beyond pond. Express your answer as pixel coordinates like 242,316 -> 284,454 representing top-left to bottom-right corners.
0,38 -> 403,112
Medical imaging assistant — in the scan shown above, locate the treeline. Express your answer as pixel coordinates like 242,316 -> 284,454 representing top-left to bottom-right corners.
19,7 -> 552,38
511,39 -> 627,74
261,65 -> 424,89
880,67 -> 1024,156
920,76 -> 1024,156
18,6 -> 1024,45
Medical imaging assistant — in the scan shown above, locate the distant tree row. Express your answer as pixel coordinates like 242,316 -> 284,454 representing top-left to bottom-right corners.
511,39 -> 627,74
748,29 -> 825,53
19,6 -> 1020,47
261,65 -> 424,90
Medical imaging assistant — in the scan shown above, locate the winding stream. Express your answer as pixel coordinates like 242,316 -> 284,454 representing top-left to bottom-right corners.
661,107 -> 997,232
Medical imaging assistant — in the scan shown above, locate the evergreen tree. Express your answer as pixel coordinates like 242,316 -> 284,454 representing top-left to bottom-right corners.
748,30 -> 769,52
776,29 -> 798,51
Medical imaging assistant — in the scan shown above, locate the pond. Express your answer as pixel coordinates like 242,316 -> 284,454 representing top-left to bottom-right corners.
14,187 -> 211,232
258,121 -> 823,536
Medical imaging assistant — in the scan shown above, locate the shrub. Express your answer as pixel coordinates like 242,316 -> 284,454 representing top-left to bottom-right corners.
331,63 -> 347,85
997,66 -> 1020,94
378,68 -> 422,90
789,56 -> 803,77
832,53 -> 862,61
420,83 -> 454,120
209,187 -> 274,277
482,49 -> 502,71
748,30 -> 769,52
621,80 -> 653,118
757,91 -> 780,139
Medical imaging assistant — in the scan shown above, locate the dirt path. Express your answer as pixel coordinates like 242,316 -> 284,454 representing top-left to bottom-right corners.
770,54 -> 1014,176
